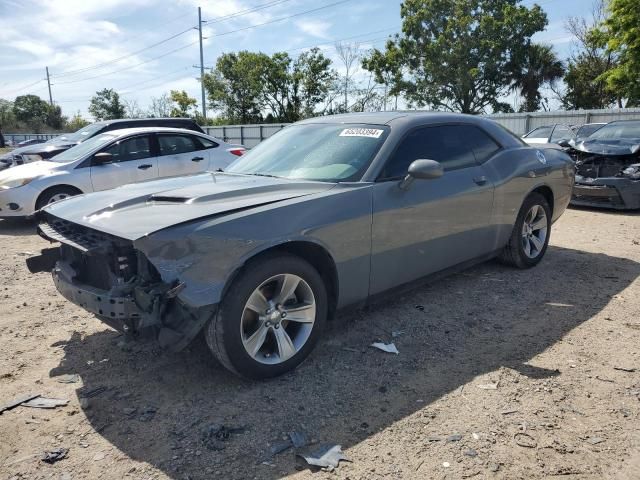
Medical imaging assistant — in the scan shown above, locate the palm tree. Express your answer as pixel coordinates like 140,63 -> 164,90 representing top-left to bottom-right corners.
511,43 -> 564,112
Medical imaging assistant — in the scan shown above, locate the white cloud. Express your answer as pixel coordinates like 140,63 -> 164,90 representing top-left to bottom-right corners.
295,19 -> 331,39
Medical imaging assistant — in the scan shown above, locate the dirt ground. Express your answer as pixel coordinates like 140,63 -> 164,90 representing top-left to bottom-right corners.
0,206 -> 639,480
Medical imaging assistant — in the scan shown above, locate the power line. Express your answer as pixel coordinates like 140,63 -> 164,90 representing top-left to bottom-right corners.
209,0 -> 354,38
0,79 -> 45,96
51,26 -> 196,78
52,41 -> 199,85
204,0 -> 295,24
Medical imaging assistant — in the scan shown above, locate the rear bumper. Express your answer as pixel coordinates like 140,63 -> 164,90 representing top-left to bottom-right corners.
571,177 -> 640,210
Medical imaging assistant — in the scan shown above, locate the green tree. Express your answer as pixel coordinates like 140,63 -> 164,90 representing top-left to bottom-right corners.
169,90 -> 198,117
88,88 -> 126,121
362,0 -> 547,113
598,0 -> 640,105
203,51 -> 266,123
45,104 -> 66,129
558,4 -> 619,109
0,99 -> 17,130
13,94 -> 49,128
65,111 -> 90,131
510,43 -> 564,112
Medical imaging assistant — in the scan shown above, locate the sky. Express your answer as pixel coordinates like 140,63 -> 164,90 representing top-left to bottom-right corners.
0,0 -> 593,120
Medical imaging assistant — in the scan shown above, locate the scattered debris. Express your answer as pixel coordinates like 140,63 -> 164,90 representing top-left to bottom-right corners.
501,409 -> 519,415
447,433 -> 463,442
587,437 -> 605,445
55,374 -> 80,384
391,330 -> 404,338
297,444 -> 350,469
613,366 -> 636,373
427,435 -> 443,442
122,407 -> 137,416
370,342 -> 399,354
514,432 -> 537,448
414,305 -> 425,311
0,393 -> 40,415
41,447 -> 68,464
341,347 -> 360,353
270,440 -> 293,456
202,423 -> 245,451
477,382 -> 498,390
22,397 -> 68,409
472,433 -> 480,440
488,462 -> 500,472
79,398 -> 90,409
93,452 -> 106,461
443,462 -> 451,468
80,386 -> 107,398
595,375 -> 615,383
289,431 -> 309,448
464,449 -> 478,457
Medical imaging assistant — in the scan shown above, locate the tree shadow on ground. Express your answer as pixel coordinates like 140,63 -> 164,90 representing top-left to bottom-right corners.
50,245 -> 639,479
0,218 -> 35,237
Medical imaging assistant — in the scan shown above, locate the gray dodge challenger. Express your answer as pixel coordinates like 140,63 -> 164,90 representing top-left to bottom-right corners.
29,112 -> 574,379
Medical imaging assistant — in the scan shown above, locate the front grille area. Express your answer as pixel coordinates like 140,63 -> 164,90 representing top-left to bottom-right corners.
574,152 -> 637,179
39,214 -> 119,252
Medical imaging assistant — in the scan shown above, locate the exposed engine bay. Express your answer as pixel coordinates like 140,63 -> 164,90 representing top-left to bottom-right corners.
572,151 -> 637,179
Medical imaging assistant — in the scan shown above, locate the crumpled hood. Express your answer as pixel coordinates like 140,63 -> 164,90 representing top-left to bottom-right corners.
575,138 -> 640,156
0,160 -> 66,182
42,173 -> 336,240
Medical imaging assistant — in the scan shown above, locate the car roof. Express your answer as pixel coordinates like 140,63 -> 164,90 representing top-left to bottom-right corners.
296,111 -> 505,129
98,127 -> 210,137
95,117 -> 196,126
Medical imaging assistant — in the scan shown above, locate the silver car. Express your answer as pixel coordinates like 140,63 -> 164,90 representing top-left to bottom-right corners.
30,112 -> 574,379
0,127 -> 245,217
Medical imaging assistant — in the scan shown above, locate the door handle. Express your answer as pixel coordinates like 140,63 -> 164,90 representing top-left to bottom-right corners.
191,156 -> 204,162
138,164 -> 153,170
473,176 -> 488,185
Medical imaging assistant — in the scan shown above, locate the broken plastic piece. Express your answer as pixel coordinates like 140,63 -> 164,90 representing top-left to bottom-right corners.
21,397 -> 69,409
370,342 -> 399,354
41,447 -> 68,464
298,444 -> 350,469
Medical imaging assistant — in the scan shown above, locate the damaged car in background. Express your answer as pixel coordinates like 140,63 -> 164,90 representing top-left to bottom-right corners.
27,112 -> 574,379
567,120 -> 640,210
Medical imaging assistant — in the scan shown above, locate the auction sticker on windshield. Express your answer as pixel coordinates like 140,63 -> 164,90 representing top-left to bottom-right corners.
339,128 -> 384,138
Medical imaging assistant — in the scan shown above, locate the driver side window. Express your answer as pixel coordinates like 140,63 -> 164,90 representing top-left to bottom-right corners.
380,125 -> 479,179
102,135 -> 151,163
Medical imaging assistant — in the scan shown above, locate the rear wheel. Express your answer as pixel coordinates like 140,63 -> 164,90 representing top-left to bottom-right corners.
36,186 -> 81,210
205,253 -> 327,379
499,192 -> 551,268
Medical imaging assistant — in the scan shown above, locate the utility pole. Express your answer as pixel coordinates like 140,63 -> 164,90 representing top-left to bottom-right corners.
198,7 -> 207,120
45,67 -> 53,106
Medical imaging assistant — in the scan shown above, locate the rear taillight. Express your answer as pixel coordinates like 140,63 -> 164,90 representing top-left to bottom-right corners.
229,148 -> 245,157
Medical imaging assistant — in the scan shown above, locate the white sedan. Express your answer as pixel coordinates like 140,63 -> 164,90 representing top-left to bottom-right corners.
0,127 -> 245,218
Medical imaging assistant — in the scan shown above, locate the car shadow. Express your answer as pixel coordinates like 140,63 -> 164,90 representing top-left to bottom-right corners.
0,218 -> 36,237
569,204 -> 640,216
50,245 -> 639,479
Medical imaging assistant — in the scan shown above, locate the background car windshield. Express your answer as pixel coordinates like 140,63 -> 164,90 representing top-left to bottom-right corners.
54,123 -> 105,143
589,121 -> 640,140
48,133 -> 118,163
577,124 -> 604,138
226,124 -> 389,181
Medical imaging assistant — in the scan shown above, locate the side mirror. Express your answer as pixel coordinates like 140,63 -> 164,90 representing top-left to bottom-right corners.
399,159 -> 444,190
93,152 -> 113,165
556,139 -> 571,148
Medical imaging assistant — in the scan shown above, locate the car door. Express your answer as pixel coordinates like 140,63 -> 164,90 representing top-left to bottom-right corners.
90,134 -> 158,191
369,124 -> 497,296
156,133 -> 208,178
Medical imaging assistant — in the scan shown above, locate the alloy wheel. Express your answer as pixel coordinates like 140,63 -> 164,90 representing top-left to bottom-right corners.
521,204 -> 548,259
240,273 -> 316,365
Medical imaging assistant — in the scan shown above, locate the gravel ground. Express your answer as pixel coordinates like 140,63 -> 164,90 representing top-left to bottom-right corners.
0,206 -> 639,480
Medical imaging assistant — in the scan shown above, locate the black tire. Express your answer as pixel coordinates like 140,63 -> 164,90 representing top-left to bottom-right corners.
499,192 -> 551,269
205,253 -> 328,379
36,186 -> 81,210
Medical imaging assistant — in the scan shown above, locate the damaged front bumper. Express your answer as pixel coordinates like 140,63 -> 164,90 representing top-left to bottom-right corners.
571,176 -> 640,210
32,213 -> 215,351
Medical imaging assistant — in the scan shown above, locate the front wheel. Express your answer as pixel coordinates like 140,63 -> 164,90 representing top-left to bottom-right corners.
205,253 -> 327,379
499,192 -> 551,268
35,186 -> 81,210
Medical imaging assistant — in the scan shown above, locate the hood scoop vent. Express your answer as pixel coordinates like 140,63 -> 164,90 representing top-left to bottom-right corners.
148,195 -> 191,204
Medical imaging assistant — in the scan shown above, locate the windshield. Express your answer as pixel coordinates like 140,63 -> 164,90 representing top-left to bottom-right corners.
589,121 -> 640,141
226,124 -> 389,182
47,133 -> 118,163
577,124 -> 605,139
53,123 -> 105,143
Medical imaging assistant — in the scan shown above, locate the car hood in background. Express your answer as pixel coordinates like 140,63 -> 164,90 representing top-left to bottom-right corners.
42,173 -> 337,240
574,138 -> 640,156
